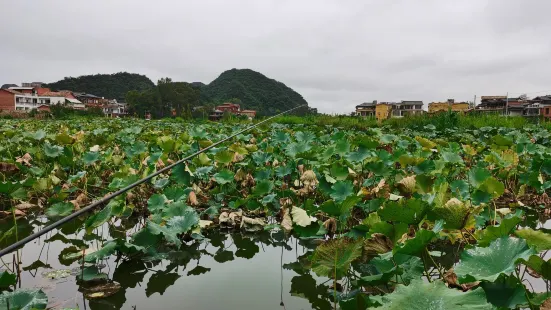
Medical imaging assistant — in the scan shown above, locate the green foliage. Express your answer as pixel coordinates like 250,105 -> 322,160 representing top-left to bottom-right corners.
377,280 -> 494,310
0,289 -> 48,310
200,68 -> 310,116
455,237 -> 535,283
45,72 -> 154,101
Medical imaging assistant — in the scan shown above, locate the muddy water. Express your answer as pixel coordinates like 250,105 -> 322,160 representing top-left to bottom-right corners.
0,216 -> 329,310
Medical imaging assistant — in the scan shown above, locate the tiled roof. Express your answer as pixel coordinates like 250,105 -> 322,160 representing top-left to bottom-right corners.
400,101 -> 424,105
356,102 -> 376,107
0,89 -> 18,95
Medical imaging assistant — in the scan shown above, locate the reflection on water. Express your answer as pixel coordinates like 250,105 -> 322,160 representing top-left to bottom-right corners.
0,216 -> 331,310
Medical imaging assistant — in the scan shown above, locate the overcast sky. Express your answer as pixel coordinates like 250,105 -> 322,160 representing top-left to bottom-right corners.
2,0 -> 551,113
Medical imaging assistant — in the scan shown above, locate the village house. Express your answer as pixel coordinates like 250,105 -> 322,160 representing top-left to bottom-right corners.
392,101 -> 424,117
355,101 -> 377,117
375,102 -> 395,121
475,96 -> 528,116
74,92 -> 109,108
103,100 -> 128,118
209,102 -> 257,120
21,82 -> 44,88
428,99 -> 470,113
526,95 -> 551,119
0,87 -> 83,112
476,96 -> 508,113
240,110 -> 257,118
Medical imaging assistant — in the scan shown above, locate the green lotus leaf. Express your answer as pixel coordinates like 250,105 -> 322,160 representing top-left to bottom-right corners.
84,240 -> 119,262
148,194 -> 167,213
157,136 -> 175,152
295,131 -> 316,143
214,150 -> 233,164
31,130 -> 46,141
85,203 -> 114,233
346,146 -> 370,162
0,271 -> 16,288
43,143 -> 64,157
330,164 -> 349,181
311,238 -> 362,280
359,252 -> 423,286
515,228 -> 551,252
393,229 -> 436,256
171,164 -> 191,185
492,135 -> 513,146
213,169 -> 235,185
368,222 -> 409,244
468,167 -> 491,189
377,280 -> 493,310
430,198 -> 472,230
335,139 -> 351,155
380,134 -> 397,144
166,210 -> 200,234
378,198 -> 428,225
442,151 -> 464,164
455,237 -> 535,283
163,187 -> 187,202
76,266 -> 109,283
479,177 -> 504,198
146,221 -> 181,247
476,214 -> 521,247
330,180 -> 354,202
55,133 -> 74,145
0,289 -> 48,310
45,202 -> 74,218
253,180 -> 273,196
415,136 -> 437,149
517,255 -> 551,280
275,165 -> 292,178
285,142 -> 311,158
480,274 -> 528,309
153,178 -> 170,189
197,153 -> 212,166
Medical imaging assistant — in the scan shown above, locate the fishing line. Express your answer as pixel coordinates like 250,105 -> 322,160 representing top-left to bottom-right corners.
0,105 -> 307,258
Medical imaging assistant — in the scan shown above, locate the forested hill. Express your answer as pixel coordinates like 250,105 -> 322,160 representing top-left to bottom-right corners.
201,69 -> 309,116
45,72 -> 154,101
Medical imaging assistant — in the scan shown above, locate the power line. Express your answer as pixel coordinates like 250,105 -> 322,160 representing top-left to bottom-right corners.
0,105 -> 307,258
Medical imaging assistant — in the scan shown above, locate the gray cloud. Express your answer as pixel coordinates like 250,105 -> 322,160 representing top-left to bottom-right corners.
1,0 -> 551,113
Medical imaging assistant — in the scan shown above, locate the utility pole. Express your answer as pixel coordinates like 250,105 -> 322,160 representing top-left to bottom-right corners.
473,95 -> 477,109
505,92 -> 509,116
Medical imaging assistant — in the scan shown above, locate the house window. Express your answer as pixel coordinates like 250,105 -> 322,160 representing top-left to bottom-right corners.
546,108 -> 550,115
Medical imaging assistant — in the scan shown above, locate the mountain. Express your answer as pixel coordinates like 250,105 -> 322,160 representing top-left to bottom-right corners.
201,69 -> 309,116
189,82 -> 205,88
45,72 -> 154,101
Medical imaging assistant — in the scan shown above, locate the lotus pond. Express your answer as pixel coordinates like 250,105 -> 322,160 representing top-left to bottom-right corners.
1,118 -> 551,309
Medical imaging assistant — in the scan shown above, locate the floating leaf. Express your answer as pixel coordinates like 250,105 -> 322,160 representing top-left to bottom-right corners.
45,202 -> 74,218
0,271 -> 16,288
213,169 -> 234,185
0,289 -> 48,310
455,237 -> 535,283
330,180 -> 354,203
311,238 -> 362,279
514,228 -> 551,252
377,280 -> 493,310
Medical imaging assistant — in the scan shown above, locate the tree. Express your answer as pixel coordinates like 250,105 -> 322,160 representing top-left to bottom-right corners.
126,78 -> 201,119
519,94 -> 529,101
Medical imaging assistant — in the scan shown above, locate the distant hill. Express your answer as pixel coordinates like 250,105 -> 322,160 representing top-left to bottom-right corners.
201,69 -> 309,116
45,72 -> 154,101
189,82 -> 205,88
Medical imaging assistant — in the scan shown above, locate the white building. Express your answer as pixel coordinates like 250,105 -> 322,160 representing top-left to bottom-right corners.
14,94 -> 65,111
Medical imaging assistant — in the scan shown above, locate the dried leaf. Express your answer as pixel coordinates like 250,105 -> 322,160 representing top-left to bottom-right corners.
15,153 -> 32,167
188,191 -> 199,206
281,208 -> 293,231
